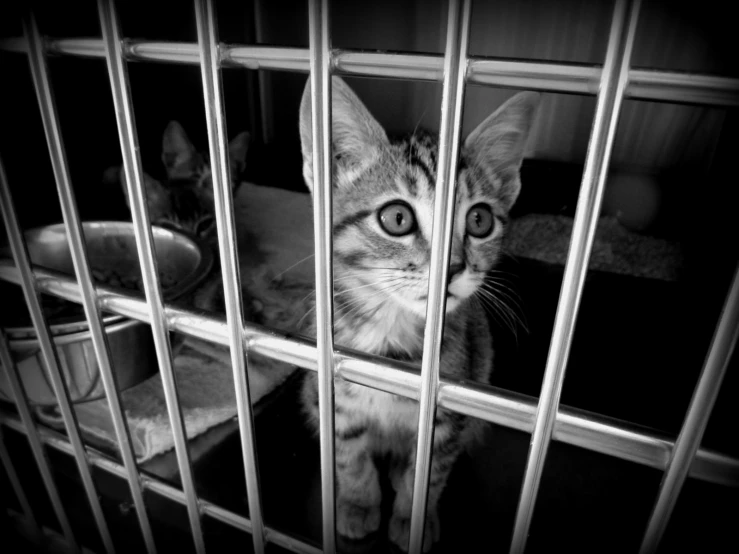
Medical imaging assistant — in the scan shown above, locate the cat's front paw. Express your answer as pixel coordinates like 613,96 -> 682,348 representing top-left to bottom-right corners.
337,499 -> 381,540
388,506 -> 440,553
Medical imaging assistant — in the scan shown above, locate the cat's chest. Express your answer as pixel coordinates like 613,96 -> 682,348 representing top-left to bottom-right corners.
333,303 -> 424,356
337,381 -> 419,432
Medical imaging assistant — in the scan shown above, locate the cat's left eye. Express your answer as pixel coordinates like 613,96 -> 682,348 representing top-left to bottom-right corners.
378,201 -> 416,236
466,203 -> 494,238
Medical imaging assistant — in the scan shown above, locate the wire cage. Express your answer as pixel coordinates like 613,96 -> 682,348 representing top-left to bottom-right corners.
0,0 -> 738,553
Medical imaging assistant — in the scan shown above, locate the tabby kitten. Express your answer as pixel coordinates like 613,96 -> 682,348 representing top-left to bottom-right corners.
299,77 -> 539,552
105,120 -> 249,241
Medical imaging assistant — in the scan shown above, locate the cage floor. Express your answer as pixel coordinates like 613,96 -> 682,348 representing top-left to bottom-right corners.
2,256 -> 738,554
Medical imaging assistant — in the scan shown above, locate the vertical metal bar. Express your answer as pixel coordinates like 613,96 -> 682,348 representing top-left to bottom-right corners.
306,0 -> 336,552
96,1 -> 206,552
193,1 -> 265,552
0,423 -> 41,540
252,0 -> 272,144
0,163 -> 115,553
407,1 -> 471,552
639,263 -> 739,553
22,11 -> 157,553
509,1 -> 641,552
0,331 -> 77,550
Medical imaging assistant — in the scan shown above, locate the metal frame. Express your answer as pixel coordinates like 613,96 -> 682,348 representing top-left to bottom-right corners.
193,1 -> 266,551
306,1 -> 338,552
511,1 -> 640,550
1,1 -> 738,553
97,1 -> 206,552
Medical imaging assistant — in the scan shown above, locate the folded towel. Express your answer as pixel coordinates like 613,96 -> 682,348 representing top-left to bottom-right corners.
37,337 -> 296,463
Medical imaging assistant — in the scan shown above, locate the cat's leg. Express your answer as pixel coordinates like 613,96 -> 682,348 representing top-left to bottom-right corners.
388,412 -> 464,552
334,410 -> 382,539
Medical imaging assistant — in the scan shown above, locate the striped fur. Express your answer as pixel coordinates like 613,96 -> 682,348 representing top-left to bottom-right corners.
106,120 -> 249,242
299,77 -> 539,551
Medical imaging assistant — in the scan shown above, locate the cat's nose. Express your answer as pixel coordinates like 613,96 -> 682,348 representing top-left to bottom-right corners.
448,262 -> 465,281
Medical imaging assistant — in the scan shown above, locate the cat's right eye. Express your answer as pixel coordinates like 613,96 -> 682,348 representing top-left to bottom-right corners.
378,201 -> 416,236
466,203 -> 494,238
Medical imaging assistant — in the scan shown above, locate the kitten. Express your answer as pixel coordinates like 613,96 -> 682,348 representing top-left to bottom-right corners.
298,77 -> 539,552
104,120 -> 249,241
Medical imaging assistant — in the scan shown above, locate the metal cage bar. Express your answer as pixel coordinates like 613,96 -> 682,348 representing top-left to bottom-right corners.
2,37 -> 738,106
408,0 -> 471,552
192,1 -> 266,552
639,262 -> 739,553
0,328 -> 77,550
0,1 -> 738,553
0,402 -> 41,541
0,166 -> 115,552
2,262 -> 738,488
21,10 -> 158,553
0,416 -> 324,554
509,1 -> 641,552
95,1 -> 205,552
306,0 -> 337,551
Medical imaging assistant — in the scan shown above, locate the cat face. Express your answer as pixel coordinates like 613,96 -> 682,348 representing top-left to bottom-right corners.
299,77 -> 539,318
112,121 -> 249,238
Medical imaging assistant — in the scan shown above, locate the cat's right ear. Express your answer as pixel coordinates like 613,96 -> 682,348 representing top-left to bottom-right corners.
299,76 -> 388,194
162,120 -> 197,179
463,91 -> 540,212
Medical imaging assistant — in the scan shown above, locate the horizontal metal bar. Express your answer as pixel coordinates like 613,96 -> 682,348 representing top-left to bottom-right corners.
1,37 -> 737,106
0,417 -> 323,554
468,58 -> 600,94
7,509 -> 96,554
628,68 -> 739,106
1,263 -> 736,487
333,49 -> 442,81
224,45 -> 309,71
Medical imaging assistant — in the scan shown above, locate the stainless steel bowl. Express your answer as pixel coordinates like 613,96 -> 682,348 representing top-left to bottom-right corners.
0,221 -> 214,405
0,319 -> 158,406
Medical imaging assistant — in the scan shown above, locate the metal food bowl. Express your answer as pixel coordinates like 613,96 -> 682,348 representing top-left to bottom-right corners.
0,221 -> 214,406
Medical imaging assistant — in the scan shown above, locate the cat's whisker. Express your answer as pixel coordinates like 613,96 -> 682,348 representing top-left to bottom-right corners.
270,254 -> 316,282
474,290 -> 520,345
487,287 -> 528,335
335,276 -> 406,296
295,304 -> 317,331
485,286 -> 527,331
336,280 -> 406,314
480,280 -> 526,316
334,281 -> 407,328
476,286 -> 528,340
481,274 -> 525,306
476,286 -> 520,332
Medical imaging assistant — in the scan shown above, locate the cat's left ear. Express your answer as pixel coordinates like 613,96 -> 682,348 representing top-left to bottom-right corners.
162,120 -> 198,179
299,76 -> 389,194
464,91 -> 540,212
228,131 -> 250,183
